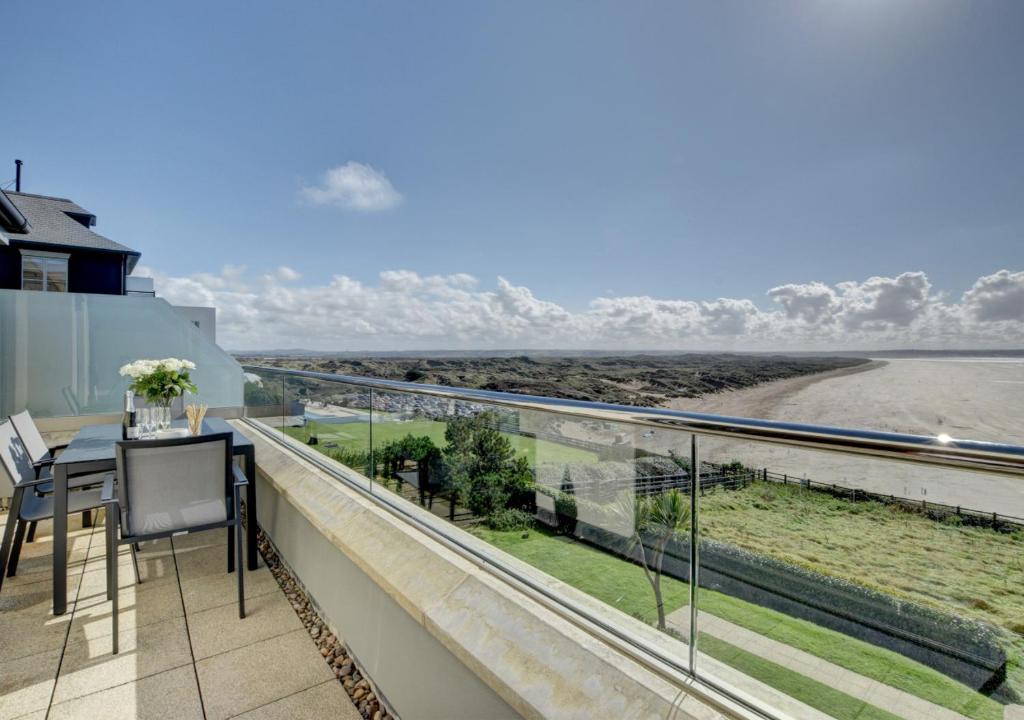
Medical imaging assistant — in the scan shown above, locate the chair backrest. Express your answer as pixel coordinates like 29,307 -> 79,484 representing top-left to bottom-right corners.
0,420 -> 35,492
115,432 -> 234,538
10,410 -> 49,465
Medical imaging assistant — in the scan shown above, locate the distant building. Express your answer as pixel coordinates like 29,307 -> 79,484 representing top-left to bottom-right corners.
0,189 -> 141,295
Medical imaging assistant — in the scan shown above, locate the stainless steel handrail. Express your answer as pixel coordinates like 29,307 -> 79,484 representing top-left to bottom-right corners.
242,365 -> 1024,476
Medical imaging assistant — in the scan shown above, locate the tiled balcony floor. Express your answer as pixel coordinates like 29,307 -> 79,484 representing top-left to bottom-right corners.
0,510 -> 360,720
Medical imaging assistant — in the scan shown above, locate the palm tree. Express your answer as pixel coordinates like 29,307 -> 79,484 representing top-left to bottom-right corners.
624,489 -> 691,631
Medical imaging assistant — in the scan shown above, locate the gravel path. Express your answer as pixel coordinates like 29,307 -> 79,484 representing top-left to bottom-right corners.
667,607 -> 972,720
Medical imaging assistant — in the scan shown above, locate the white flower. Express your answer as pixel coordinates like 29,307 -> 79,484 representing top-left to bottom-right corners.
119,358 -> 197,379
159,358 -> 197,372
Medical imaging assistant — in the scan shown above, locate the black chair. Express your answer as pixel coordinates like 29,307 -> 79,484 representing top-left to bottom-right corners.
0,421 -> 106,593
9,410 -> 68,470
102,432 -> 247,653
9,410 -> 107,540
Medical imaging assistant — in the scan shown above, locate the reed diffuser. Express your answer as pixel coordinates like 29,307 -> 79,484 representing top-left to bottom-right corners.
185,402 -> 208,436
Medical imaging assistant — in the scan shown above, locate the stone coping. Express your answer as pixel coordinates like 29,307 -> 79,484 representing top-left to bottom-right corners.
233,420 -> 821,720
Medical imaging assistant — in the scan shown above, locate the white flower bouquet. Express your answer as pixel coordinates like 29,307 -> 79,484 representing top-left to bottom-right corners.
119,358 -> 198,407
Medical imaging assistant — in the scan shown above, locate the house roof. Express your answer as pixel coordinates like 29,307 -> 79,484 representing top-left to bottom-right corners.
0,190 -> 141,270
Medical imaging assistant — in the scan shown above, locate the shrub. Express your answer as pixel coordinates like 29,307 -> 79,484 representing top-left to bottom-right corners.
553,491 -> 578,534
634,455 -> 681,478
328,447 -> 370,471
244,379 -> 283,407
487,508 -> 535,532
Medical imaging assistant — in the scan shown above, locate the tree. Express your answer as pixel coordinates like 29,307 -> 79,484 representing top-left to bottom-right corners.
624,489 -> 691,631
243,379 -> 282,407
442,412 -> 533,519
375,434 -> 439,490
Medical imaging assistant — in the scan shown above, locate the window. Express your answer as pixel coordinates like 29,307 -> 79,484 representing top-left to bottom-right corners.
21,256 -> 44,291
21,252 -> 69,292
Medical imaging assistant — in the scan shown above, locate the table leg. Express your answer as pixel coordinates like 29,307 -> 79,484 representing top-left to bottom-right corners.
52,464 -> 69,615
244,448 -> 258,570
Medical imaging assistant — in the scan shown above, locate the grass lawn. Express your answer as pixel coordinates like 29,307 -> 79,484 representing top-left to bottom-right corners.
699,481 -> 1024,700
699,593 -> 1004,720
698,635 -> 904,720
478,524 -> 691,622
286,418 -> 600,465
474,526 -> 1004,720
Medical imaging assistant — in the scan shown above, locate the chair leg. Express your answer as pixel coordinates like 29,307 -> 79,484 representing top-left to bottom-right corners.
0,489 -> 26,592
107,514 -> 119,654
111,564 -> 119,654
227,524 -> 235,573
26,521 -> 37,543
6,519 -> 27,578
130,543 -> 141,585
235,488 -> 245,619
106,511 -> 114,602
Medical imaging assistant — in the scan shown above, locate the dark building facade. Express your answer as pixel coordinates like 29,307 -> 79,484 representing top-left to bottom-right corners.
0,189 -> 140,295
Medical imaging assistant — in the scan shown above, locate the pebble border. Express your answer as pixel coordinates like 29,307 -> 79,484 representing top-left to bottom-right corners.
256,526 -> 397,720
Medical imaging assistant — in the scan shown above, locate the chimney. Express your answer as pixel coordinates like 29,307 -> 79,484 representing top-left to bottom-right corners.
15,159 -> 22,192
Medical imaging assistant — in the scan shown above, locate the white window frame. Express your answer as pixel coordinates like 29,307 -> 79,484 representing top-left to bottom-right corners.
20,249 -> 70,292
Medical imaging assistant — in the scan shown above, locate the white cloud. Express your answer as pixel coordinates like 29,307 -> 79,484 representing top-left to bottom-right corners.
962,270 -> 1024,322
300,162 -> 403,212
276,266 -> 301,282
146,266 -> 1024,351
700,298 -> 762,336
768,282 -> 838,324
837,272 -> 931,329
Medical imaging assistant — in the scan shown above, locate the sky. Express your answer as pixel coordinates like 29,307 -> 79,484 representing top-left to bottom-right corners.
4,0 -> 1024,351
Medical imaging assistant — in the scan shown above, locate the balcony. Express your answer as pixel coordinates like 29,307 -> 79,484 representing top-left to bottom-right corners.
3,354 -> 1023,720
0,512 -> 365,720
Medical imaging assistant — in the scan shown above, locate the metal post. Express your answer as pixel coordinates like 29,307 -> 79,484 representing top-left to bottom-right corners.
688,434 -> 700,674
368,388 -> 374,493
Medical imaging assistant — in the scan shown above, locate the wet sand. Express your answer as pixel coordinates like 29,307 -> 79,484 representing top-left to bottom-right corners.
657,358 -> 1024,517
664,360 -> 886,422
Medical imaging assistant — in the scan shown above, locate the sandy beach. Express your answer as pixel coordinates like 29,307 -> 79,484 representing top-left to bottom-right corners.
656,358 -> 1024,517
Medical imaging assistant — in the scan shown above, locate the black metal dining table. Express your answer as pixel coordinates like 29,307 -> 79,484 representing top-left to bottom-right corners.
50,417 -> 257,615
